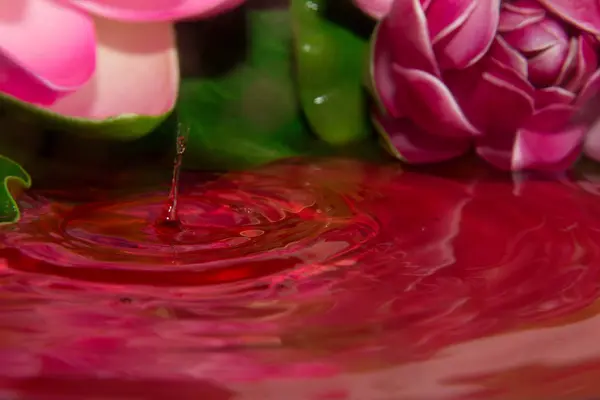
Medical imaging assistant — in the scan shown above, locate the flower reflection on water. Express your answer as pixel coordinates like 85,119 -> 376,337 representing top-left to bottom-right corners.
1,157 -> 600,399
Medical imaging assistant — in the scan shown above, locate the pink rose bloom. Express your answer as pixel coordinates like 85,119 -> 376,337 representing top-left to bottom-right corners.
0,0 -> 243,132
357,0 -> 600,171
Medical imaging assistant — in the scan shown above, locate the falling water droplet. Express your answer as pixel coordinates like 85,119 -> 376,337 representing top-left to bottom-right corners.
158,124 -> 189,230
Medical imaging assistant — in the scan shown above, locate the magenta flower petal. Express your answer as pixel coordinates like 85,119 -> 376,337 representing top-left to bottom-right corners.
44,17 -> 178,120
489,37 -> 528,78
503,18 -> 568,53
393,65 -> 480,138
513,105 -> 584,171
433,0 -> 500,69
426,0 -> 477,44
534,87 -> 575,109
62,0 -> 244,21
576,68 -> 600,105
353,0 -> 392,20
371,24 -> 404,118
499,5 -> 544,32
574,69 -> 600,124
468,59 -> 535,135
536,0 -> 600,35
476,133 -> 516,170
503,0 -> 546,15
554,37 -> 579,86
0,0 -> 95,105
584,118 -> 600,161
386,0 -> 440,76
565,34 -> 598,92
471,57 -> 536,170
528,41 -> 570,87
373,111 -> 471,163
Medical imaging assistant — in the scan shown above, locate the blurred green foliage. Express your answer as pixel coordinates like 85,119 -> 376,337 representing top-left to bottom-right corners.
291,0 -> 371,145
178,10 -> 321,170
177,5 -> 382,171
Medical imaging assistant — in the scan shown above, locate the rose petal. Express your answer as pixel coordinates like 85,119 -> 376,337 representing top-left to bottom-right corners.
353,0 -> 392,20
443,62 -> 485,108
576,68 -> 600,105
489,37 -> 528,78
373,111 -> 471,163
386,0 -> 440,76
62,0 -> 244,22
502,18 -> 567,53
536,0 -> 600,36
534,87 -> 575,109
476,133 -> 516,170
565,34 -> 598,92
513,105 -> 584,171
468,58 -> 535,134
426,0 -> 477,44
45,16 -> 177,120
503,0 -> 546,15
499,7 -> 545,32
584,117 -> 600,161
393,65 -> 480,138
471,59 -> 536,170
528,41 -> 570,87
554,37 -> 579,86
433,0 -> 500,69
573,69 -> 600,125
0,0 -> 95,105
371,23 -> 404,118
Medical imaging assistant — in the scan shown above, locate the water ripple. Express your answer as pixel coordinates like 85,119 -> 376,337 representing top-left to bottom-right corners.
1,158 -> 600,399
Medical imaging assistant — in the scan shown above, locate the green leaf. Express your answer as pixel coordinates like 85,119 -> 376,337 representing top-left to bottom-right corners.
0,92 -> 169,142
178,10 -> 320,171
0,155 -> 31,225
291,0 -> 371,145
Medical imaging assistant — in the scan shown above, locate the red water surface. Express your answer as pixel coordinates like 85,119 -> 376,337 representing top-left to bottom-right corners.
2,157 -> 600,399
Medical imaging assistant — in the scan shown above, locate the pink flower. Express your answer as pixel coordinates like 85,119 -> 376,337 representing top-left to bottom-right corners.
0,0 -> 243,133
360,0 -> 600,171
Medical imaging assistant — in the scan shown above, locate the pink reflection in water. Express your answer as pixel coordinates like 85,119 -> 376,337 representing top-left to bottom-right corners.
0,157 -> 600,399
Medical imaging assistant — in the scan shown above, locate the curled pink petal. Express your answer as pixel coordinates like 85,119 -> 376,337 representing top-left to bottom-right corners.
468,58 -> 535,135
489,37 -> 528,78
513,105 -> 584,171
62,0 -> 244,22
443,63 -> 486,109
426,0 -> 477,44
433,0 -> 500,69
353,0 -> 392,20
373,111 -> 471,163
393,65 -> 480,138
573,69 -> 600,124
371,24 -> 404,118
554,37 -> 579,86
470,57 -> 536,169
528,41 -> 570,87
476,133 -> 516,170
45,16 -> 178,120
386,0 -> 440,76
0,0 -> 95,105
502,18 -> 568,53
534,87 -> 575,109
584,118 -> 600,161
503,0 -> 546,15
499,7 -> 544,32
536,0 -> 600,36
565,34 -> 598,92
472,59 -> 535,170
576,68 -> 600,105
